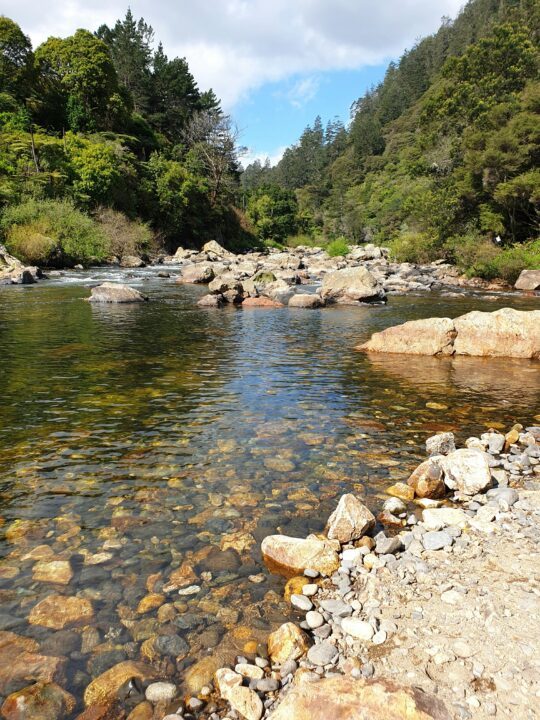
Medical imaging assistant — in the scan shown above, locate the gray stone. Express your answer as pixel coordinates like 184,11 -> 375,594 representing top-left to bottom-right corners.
375,536 -> 402,555
290,594 -> 313,612
422,531 -> 453,551
319,599 -> 352,617
426,432 -> 456,456
307,641 -> 338,666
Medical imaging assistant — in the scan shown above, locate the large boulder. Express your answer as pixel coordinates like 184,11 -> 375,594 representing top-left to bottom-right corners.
177,263 -> 215,284
453,308 -> 540,359
261,535 -> 339,577
119,255 -> 145,268
87,283 -> 148,303
441,448 -> 492,495
321,267 -> 386,304
358,318 -> 456,355
0,244 -> 42,285
267,675 -> 450,720
326,494 -> 375,543
202,240 -> 234,259
288,293 -> 323,309
514,269 -> 540,291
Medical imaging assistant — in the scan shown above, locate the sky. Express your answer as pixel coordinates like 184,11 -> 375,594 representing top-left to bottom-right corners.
4,0 -> 466,165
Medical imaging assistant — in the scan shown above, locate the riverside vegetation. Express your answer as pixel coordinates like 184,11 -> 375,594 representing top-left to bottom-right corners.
0,0 -> 539,281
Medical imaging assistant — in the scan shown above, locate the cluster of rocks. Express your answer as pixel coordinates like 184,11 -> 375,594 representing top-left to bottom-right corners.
0,244 -> 43,285
158,240 -> 513,310
359,307 -> 540,359
191,422 -> 540,720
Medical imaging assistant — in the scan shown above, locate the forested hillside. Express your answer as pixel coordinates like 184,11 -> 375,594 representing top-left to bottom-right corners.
0,11 -> 253,266
243,0 -> 540,282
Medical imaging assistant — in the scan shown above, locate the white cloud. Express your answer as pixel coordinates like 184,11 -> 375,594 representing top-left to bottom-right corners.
3,0 -> 465,108
286,76 -> 321,109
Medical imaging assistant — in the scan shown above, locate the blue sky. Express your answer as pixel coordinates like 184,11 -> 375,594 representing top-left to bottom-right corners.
237,65 -> 389,165
5,0 -> 466,164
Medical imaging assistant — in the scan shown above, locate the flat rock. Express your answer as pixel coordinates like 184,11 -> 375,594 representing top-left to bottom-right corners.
267,675 -> 450,719
326,494 -> 375,543
84,660 -> 157,706
422,531 -> 453,551
515,269 -> 540,291
262,535 -> 340,577
227,685 -> 263,720
87,282 -> 148,303
32,560 -> 73,585
358,317 -> 455,355
422,508 -> 468,530
341,617 -> 375,641
288,293 -> 323,308
242,296 -> 284,307
453,308 -> 540,359
28,595 -> 94,630
1,681 -> 75,720
307,641 -> 338,666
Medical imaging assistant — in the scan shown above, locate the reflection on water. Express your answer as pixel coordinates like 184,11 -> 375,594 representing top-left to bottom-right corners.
0,273 -> 538,711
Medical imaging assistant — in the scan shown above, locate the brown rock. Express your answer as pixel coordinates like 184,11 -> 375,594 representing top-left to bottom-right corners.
261,535 -> 339,577
227,685 -> 263,720
126,701 -> 153,720
453,308 -> 540,359
136,593 -> 164,614
267,675 -> 450,720
83,661 -> 156,707
288,294 -> 323,308
28,595 -> 94,630
87,283 -> 148,303
242,296 -> 284,307
1,682 -> 75,720
326,494 -> 375,543
358,318 -> 456,355
74,705 -> 111,720
197,293 -> 224,308
267,622 -> 309,665
184,650 -> 236,694
407,458 -> 447,499
0,652 -> 67,695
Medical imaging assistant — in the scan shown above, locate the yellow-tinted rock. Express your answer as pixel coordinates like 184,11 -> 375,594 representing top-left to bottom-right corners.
267,623 -> 309,665
127,701 -> 154,720
29,594 -> 94,630
284,576 -> 308,602
268,675 -> 450,719
386,483 -> 415,502
1,682 -> 75,720
262,535 -> 339,578
84,661 -> 156,706
136,593 -> 164,614
408,459 -> 446,499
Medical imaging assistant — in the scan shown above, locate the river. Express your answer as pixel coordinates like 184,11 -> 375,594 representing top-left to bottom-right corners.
0,267 -> 539,712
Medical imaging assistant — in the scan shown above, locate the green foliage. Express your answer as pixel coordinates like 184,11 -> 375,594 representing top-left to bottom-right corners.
1,198 -> 107,265
388,231 -> 443,264
94,207 -> 153,258
0,16 -> 34,101
445,234 -> 540,283
326,237 -> 350,257
246,186 -> 299,244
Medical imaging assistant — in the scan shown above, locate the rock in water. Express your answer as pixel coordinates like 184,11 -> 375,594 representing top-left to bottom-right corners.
119,255 -> 145,268
87,283 -> 148,303
83,661 -> 156,706
358,318 -> 456,355
326,494 -> 375,543
177,264 -> 215,284
1,681 -> 75,720
321,267 -> 386,304
267,675 -> 450,719
288,293 -> 323,308
514,269 -> 540,291
28,595 -> 94,629
261,535 -> 339,577
442,448 -> 492,495
453,308 -> 540,359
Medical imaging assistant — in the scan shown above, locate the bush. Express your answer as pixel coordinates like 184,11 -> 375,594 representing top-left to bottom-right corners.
94,207 -> 153,259
445,234 -> 540,284
1,198 -> 107,266
388,231 -> 442,264
286,233 -> 321,249
326,237 -> 350,257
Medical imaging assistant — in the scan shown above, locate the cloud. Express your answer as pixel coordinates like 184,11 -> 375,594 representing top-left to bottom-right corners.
4,0 -> 465,108
285,76 -> 321,109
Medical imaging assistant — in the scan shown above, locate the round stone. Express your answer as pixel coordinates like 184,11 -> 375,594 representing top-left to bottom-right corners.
306,610 -> 324,629
290,594 -> 313,612
145,681 -> 177,703
302,584 -> 318,596
307,641 -> 338,667
341,617 -> 375,641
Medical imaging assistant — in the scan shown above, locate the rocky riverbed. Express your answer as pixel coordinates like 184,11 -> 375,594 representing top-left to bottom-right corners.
9,421 -> 532,720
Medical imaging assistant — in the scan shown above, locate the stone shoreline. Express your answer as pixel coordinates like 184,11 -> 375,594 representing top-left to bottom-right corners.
163,421 -> 540,720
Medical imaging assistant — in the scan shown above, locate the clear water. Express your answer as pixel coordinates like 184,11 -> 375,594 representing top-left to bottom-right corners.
0,269 -> 539,712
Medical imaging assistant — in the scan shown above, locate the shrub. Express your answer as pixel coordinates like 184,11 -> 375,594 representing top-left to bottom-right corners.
388,231 -> 442,264
94,207 -> 153,259
326,236 -> 350,257
445,234 -> 540,284
1,198 -> 107,266
286,233 -> 320,249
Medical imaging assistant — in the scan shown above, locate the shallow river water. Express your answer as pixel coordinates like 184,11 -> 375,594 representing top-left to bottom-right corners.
0,267 -> 539,712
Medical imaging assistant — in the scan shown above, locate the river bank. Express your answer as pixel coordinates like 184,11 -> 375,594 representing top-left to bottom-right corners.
175,422 -> 540,720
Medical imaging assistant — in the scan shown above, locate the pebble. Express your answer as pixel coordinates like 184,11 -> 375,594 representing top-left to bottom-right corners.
306,610 -> 324,629
307,641 -> 339,666
302,583 -> 318,596
291,594 -> 313,611
422,531 -> 453,551
146,682 -> 177,703
304,569 -> 319,578
375,536 -> 402,555
177,585 -> 200,596
341,617 -> 375,641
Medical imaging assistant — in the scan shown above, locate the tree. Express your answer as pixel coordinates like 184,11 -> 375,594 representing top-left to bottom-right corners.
183,110 -> 241,206
35,30 -> 127,131
246,185 -> 298,243
0,17 -> 34,101
96,10 -> 154,114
